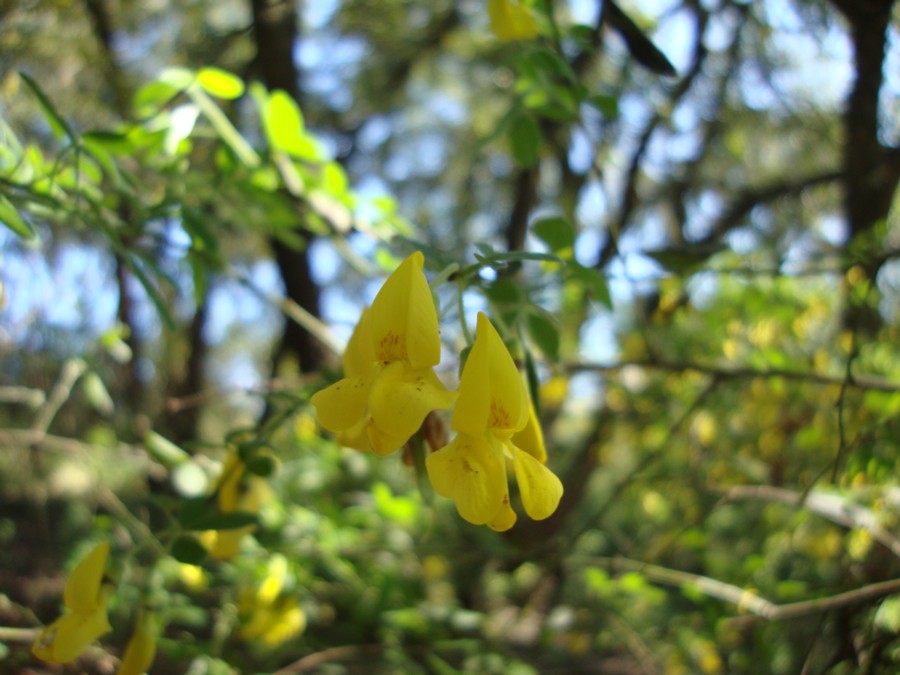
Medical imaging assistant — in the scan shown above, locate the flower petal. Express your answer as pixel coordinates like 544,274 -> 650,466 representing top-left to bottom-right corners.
335,421 -> 375,453
311,376 -> 372,433
452,313 -> 528,436
426,433 -> 506,525
488,0 -> 539,42
512,446 -> 563,521
64,542 -> 109,613
205,526 -> 254,560
367,362 -> 456,456
343,307 -> 376,379
216,449 -> 244,512
487,494 -> 517,532
33,600 -> 112,664
368,252 -> 441,368
117,610 -> 157,675
510,396 -> 547,464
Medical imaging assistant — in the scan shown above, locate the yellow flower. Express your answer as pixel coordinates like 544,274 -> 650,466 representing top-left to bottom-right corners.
426,313 -> 563,530
488,0 -> 539,42
33,541 -> 113,664
116,610 -> 157,675
239,554 -> 306,647
311,252 -> 456,456
202,448 -> 268,560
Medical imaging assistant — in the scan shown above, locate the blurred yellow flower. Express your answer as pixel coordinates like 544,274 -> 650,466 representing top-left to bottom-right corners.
202,448 -> 268,560
488,0 -> 539,42
33,542 -> 113,664
116,610 -> 157,675
239,554 -> 306,647
427,313 -> 563,530
311,252 -> 456,456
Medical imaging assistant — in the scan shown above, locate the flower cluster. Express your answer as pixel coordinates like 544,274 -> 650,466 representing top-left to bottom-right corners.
238,554 -> 306,647
311,252 -> 457,455
312,252 -> 563,531
426,312 -> 563,530
32,541 -> 158,674
201,446 -> 269,560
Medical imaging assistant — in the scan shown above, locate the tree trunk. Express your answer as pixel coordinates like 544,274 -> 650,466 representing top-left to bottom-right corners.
250,0 -> 326,374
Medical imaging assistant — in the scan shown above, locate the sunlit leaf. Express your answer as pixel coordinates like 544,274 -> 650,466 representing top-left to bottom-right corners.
264,90 -> 320,160
197,67 -> 245,99
874,595 -> 900,633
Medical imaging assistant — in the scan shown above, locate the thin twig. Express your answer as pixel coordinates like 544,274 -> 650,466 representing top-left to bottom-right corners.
574,556 -> 900,622
566,359 -> 900,393
96,489 -> 167,556
32,358 -> 88,436
0,626 -> 38,642
0,386 -> 45,407
230,264 -> 344,357
274,644 -> 384,674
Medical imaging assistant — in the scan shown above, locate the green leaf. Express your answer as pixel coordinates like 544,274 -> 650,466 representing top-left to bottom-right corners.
177,496 -> 215,529
125,253 -> 177,330
587,94 -> 619,118
526,311 -> 561,362
533,216 -> 575,254
81,372 -> 114,416
264,90 -> 319,159
182,207 -> 220,253
874,595 -> 900,633
604,1 -> 677,77
0,194 -> 36,240
320,161 -> 349,199
133,81 -> 180,116
170,535 -> 207,565
183,510 -> 259,532
245,454 -> 278,478
526,47 -> 577,83
569,261 -> 612,308
196,67 -> 245,99
475,242 -> 495,259
80,137 -> 125,188
569,24 -> 598,49
477,250 -> 562,265
236,439 -> 271,463
82,130 -> 136,155
484,277 -> 523,306
19,72 -> 75,142
508,111 -> 541,167
645,244 -> 726,274
144,431 -> 190,467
